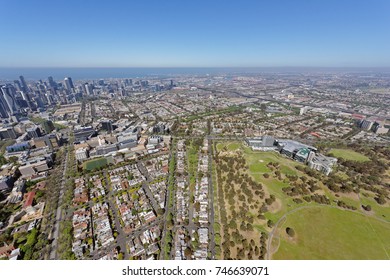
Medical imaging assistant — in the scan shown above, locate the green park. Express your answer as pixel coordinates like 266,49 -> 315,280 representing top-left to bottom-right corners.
83,157 -> 108,171
328,148 -> 370,162
213,141 -> 390,260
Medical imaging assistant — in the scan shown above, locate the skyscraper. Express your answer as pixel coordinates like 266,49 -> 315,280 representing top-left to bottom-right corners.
0,84 -> 19,115
124,79 -> 133,86
14,80 -> 22,91
48,76 -> 57,89
84,83 -> 94,95
19,75 -> 29,92
64,77 -> 74,92
0,97 -> 9,118
21,91 -> 31,102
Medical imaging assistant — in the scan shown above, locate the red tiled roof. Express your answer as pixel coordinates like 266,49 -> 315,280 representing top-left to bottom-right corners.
23,191 -> 36,208
310,132 -> 321,138
352,114 -> 365,120
0,245 -> 15,256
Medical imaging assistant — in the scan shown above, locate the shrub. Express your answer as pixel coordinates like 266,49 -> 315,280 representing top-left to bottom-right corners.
363,204 -> 372,211
286,227 -> 295,237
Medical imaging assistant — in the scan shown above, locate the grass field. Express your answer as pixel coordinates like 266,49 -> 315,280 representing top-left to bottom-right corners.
329,148 -> 370,162
226,142 -> 241,151
359,191 -> 390,222
272,207 -> 390,259
83,158 -> 108,171
214,141 -> 390,260
242,145 -> 309,222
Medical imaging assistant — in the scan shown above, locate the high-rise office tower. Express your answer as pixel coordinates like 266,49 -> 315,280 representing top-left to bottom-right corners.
0,91 -> 10,118
15,91 -> 29,108
0,102 -> 9,118
124,79 -> 133,86
45,92 -> 54,105
84,83 -> 94,95
0,84 -> 19,115
19,75 -> 29,92
20,91 -> 31,102
14,80 -> 22,91
64,77 -> 74,91
20,91 -> 35,110
48,76 -> 57,89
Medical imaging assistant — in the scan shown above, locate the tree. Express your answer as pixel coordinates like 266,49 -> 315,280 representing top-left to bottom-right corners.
166,213 -> 174,228
9,156 -> 18,163
228,220 -> 237,229
375,195 -> 386,205
184,247 -> 193,259
194,202 -> 201,212
286,227 -> 295,237
363,204 -> 372,211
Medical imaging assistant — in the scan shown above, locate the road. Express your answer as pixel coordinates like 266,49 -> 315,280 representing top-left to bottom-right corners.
91,216 -> 163,259
186,146 -> 196,241
159,147 -> 175,260
136,161 -> 161,213
53,158 -> 166,260
49,147 -> 69,259
207,137 -> 216,259
102,170 -> 128,259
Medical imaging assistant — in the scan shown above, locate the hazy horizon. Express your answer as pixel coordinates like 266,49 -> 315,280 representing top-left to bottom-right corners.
1,66 -> 390,80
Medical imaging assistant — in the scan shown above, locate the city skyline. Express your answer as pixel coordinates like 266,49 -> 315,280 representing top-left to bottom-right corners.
1,0 -> 390,67
1,0 -> 390,274
0,70 -> 389,262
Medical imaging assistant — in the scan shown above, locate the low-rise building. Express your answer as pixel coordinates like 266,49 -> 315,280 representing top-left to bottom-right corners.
74,127 -> 96,142
18,157 -> 52,178
0,175 -> 14,193
0,127 -> 17,139
6,141 -> 31,153
33,134 -> 59,150
148,135 -> 162,145
246,136 -> 276,151
308,154 -> 337,176
75,147 -> 88,161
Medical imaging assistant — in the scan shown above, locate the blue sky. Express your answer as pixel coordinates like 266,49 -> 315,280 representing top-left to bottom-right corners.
0,0 -> 389,67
